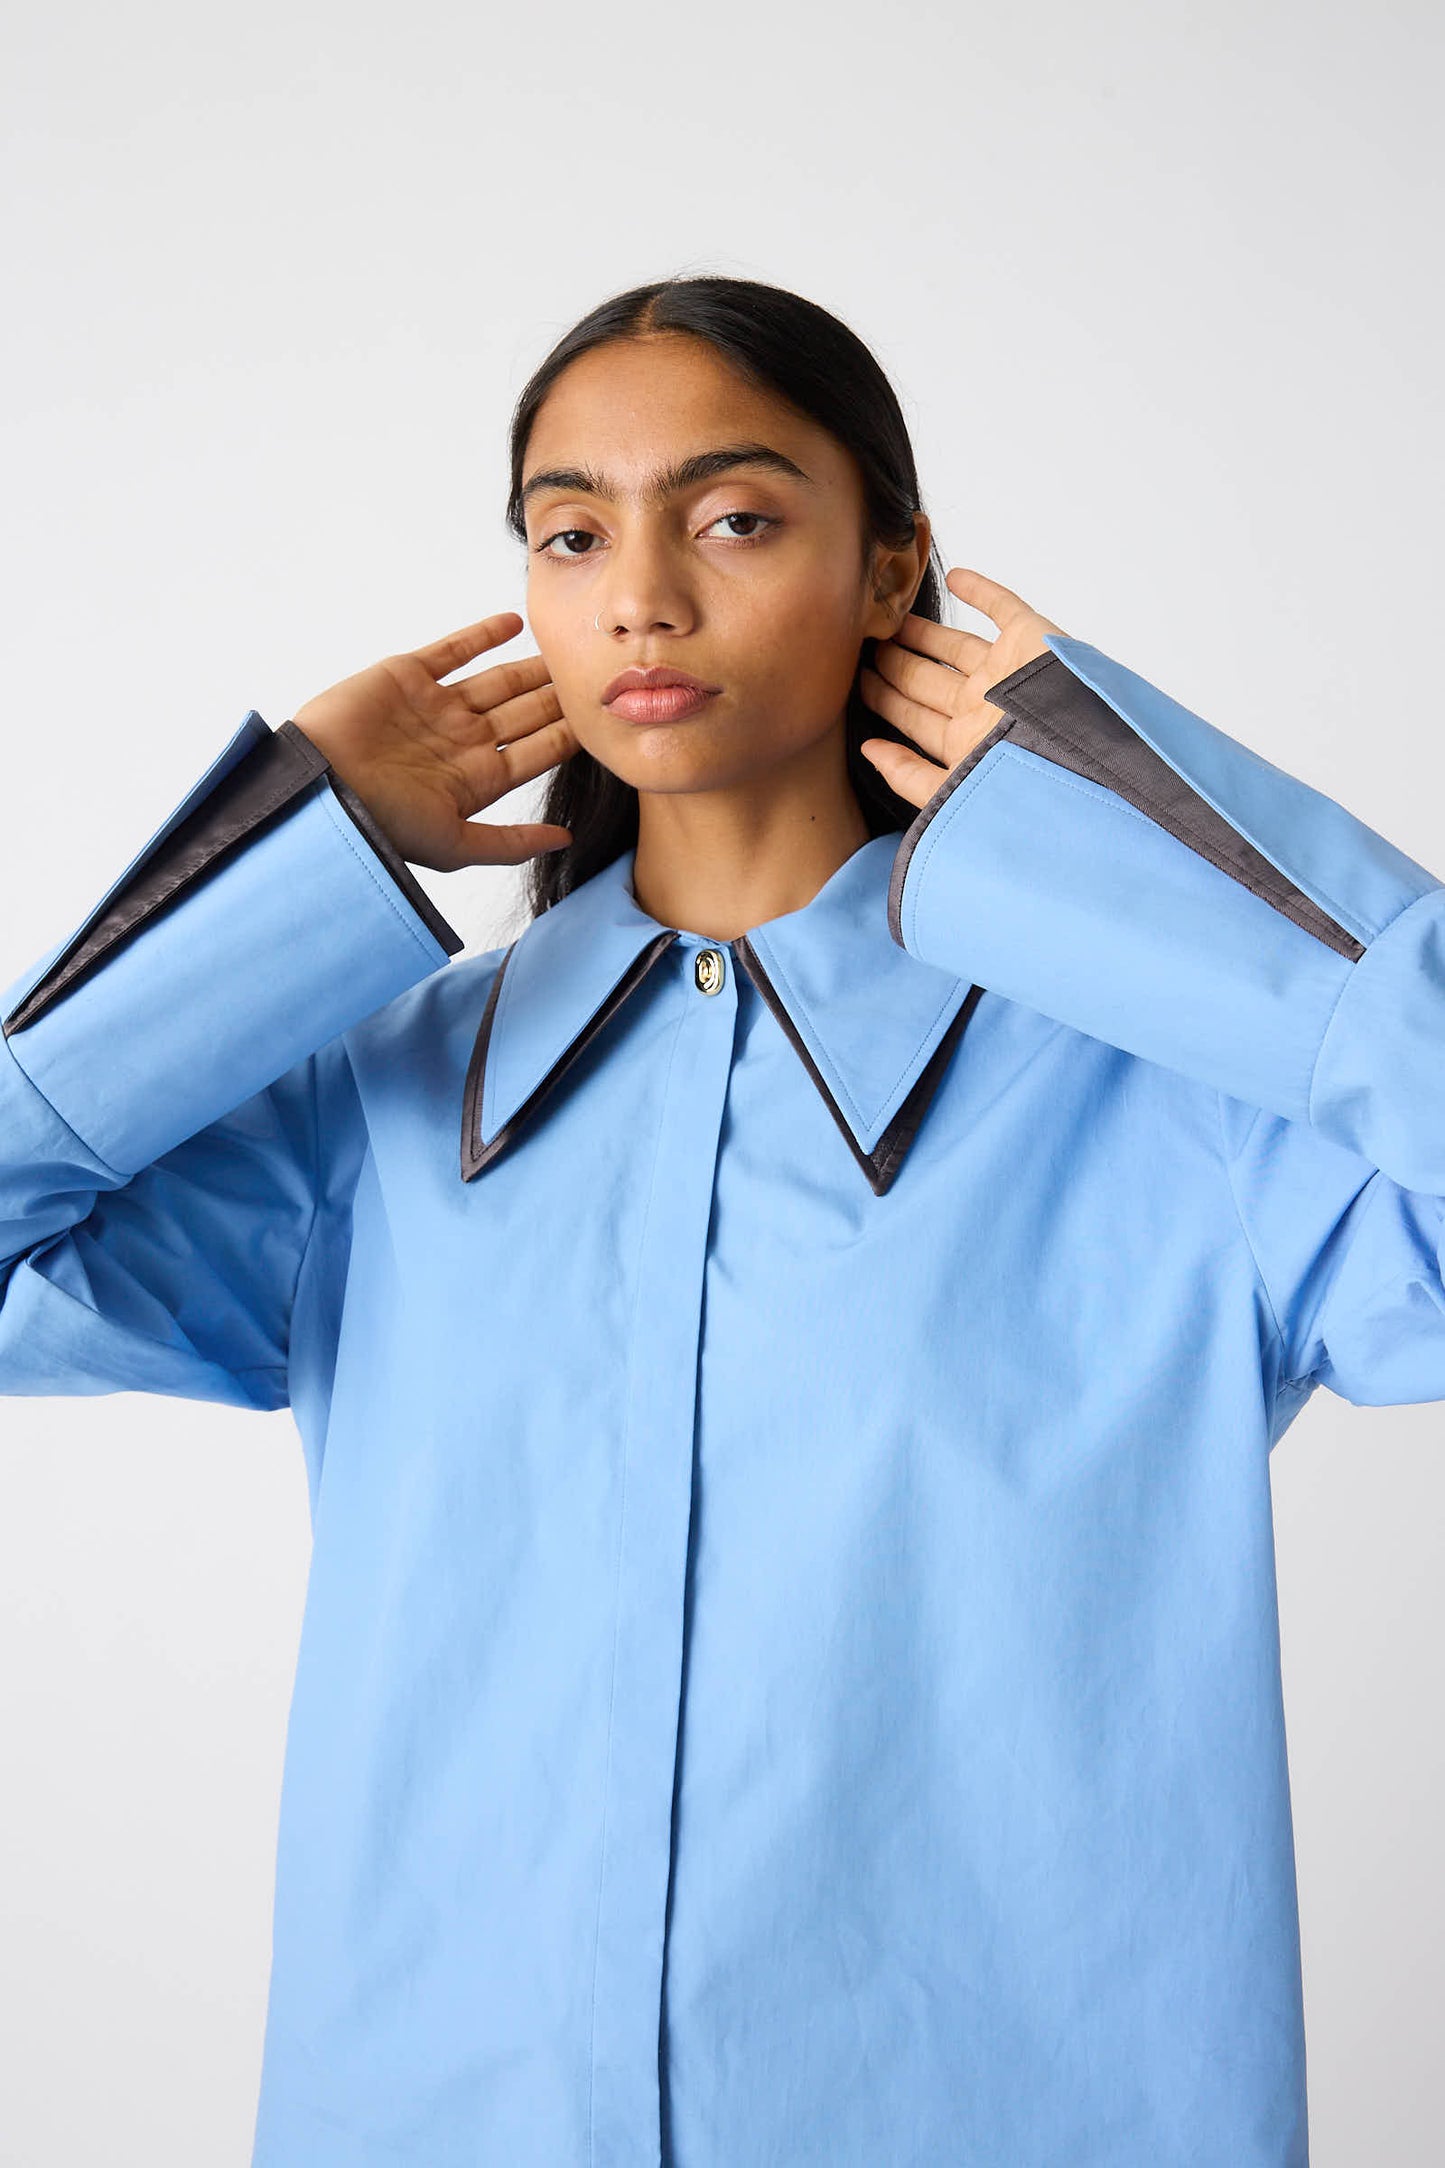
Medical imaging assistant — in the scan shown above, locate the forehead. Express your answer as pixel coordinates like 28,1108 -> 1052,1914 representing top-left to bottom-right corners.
523,334 -> 841,478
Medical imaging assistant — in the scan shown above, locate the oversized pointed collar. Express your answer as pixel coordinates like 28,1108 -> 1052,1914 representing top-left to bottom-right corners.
459,832 -> 981,1196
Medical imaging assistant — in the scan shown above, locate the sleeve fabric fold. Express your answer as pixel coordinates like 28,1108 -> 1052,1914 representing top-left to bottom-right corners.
888,634 -> 1445,1407
0,712 -> 462,1408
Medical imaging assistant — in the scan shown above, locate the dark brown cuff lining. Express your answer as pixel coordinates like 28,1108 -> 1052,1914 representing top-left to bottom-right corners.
3,719 -> 464,1039
887,650 -> 1365,963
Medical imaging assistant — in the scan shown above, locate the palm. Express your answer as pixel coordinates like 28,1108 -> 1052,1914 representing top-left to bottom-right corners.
290,612 -> 581,873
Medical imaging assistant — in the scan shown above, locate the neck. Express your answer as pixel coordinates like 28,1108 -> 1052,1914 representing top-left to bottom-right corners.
627,728 -> 872,943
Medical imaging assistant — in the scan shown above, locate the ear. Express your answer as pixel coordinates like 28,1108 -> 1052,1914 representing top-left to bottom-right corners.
862,510 -> 932,639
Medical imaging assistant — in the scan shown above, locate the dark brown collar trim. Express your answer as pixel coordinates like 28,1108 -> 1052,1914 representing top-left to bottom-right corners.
460,929 -> 680,1181
731,936 -> 981,1196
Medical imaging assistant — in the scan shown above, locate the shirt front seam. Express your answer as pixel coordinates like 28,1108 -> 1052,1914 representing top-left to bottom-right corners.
587,989 -> 687,2166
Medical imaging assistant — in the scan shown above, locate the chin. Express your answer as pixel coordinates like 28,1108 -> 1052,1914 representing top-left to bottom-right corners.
594,716 -> 725,775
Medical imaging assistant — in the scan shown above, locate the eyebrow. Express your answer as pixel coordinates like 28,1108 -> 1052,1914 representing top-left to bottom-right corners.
519,441 -> 813,514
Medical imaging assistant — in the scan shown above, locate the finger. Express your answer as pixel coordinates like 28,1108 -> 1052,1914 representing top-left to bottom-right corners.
446,693 -> 571,780
857,735 -> 948,810
943,567 -> 1033,630
489,717 -> 581,790
449,817 -> 574,869
493,683 -> 566,746
412,611 -> 525,681
887,612 -> 992,672
453,676 -> 564,746
442,704 -> 577,812
450,650 -> 555,713
867,638 -> 966,723
858,664 -> 950,763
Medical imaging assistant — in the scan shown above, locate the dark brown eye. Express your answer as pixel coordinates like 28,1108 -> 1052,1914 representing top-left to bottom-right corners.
538,530 -> 598,558
704,511 -> 778,542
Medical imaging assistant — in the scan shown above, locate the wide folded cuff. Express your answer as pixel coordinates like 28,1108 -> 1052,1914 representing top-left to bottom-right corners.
2,712 -> 463,1175
887,634 -> 1444,1186
1310,884 -> 1445,1192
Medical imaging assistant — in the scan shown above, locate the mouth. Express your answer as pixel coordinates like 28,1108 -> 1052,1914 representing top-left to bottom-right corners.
602,666 -> 721,724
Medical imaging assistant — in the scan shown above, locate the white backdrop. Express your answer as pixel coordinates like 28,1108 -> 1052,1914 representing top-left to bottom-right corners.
1,1 -> 1442,2160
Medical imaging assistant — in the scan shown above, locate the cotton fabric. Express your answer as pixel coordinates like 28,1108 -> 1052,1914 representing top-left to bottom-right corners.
4,633 -> 1443,2166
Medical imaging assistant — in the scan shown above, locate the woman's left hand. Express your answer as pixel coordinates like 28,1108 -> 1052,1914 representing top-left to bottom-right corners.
858,567 -> 1068,810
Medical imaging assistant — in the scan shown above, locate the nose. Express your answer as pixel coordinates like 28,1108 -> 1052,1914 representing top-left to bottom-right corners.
594,532 -> 697,637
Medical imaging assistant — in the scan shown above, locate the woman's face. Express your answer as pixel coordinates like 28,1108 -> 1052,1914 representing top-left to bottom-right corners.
520,332 -> 927,798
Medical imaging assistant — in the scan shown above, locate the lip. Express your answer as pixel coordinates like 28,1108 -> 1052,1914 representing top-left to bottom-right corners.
601,664 -> 721,719
607,684 -> 719,723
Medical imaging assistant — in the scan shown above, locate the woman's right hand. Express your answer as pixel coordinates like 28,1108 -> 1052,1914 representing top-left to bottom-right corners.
289,611 -> 580,872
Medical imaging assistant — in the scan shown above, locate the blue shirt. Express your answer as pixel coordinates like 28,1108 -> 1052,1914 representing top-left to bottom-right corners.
4,633 -> 1441,2167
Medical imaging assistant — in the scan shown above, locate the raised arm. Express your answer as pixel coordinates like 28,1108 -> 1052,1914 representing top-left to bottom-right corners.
0,611 -> 577,1411
863,568 -> 1445,1408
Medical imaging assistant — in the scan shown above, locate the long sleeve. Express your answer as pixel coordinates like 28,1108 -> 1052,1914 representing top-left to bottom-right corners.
0,711 -> 462,1411
888,634 -> 1445,1406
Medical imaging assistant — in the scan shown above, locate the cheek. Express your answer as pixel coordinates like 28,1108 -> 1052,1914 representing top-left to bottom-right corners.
525,579 -> 559,647
526,591 -> 585,689
739,574 -> 863,702
745,546 -> 862,636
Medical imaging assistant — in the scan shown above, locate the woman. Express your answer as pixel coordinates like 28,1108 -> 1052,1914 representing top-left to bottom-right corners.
3,275 -> 1439,2167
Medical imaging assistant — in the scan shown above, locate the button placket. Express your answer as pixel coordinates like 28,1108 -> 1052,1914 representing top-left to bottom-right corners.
588,945 -> 739,2167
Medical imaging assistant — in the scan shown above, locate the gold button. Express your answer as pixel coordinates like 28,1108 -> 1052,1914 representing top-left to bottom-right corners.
694,947 -> 725,995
